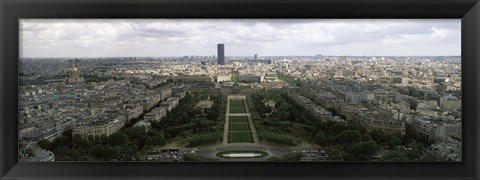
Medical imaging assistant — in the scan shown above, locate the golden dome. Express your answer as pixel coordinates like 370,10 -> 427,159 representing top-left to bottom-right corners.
70,63 -> 78,72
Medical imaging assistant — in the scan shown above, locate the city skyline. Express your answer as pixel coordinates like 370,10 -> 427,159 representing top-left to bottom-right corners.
19,55 -> 463,162
20,19 -> 461,58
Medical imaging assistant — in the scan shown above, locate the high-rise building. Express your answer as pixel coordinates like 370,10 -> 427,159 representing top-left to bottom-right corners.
217,44 -> 225,65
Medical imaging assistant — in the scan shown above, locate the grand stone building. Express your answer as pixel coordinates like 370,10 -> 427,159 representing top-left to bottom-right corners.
73,115 -> 126,139
66,63 -> 84,84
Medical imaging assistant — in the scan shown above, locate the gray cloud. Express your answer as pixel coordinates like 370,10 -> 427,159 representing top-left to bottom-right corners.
20,19 -> 460,57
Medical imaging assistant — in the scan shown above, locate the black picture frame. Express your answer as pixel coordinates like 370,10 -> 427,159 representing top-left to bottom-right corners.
1,0 -> 479,179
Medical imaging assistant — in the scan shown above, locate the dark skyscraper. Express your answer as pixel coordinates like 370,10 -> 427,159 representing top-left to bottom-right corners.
217,44 -> 225,65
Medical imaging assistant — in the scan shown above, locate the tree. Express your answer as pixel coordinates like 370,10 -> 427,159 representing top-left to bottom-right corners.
178,112 -> 190,124
342,153 -> 355,161
147,128 -> 162,137
108,133 -> 128,146
62,129 -> 73,140
91,144 -> 108,160
405,143 -> 424,160
277,111 -> 290,121
288,112 -> 300,122
327,135 -> 336,144
100,135 -> 108,142
206,110 -> 219,120
145,136 -> 167,146
370,130 -> 388,144
409,100 -> 418,111
134,152 -> 144,161
150,120 -> 160,130
362,133 -> 372,141
414,143 -> 425,152
107,146 -> 122,160
90,144 -> 122,160
380,150 -> 409,161
70,149 -> 82,160
348,141 -> 379,160
314,132 -> 327,147
37,139 -> 52,150
335,130 -> 362,144
79,156 -> 91,161
387,136 -> 402,147
73,134 -> 92,148
405,149 -> 421,160
58,156 -> 73,161
123,127 -> 147,138
345,124 -> 360,131
332,123 -> 348,134
276,102 -> 291,112
52,135 -> 70,148
325,147 -> 343,157
197,119 -> 217,131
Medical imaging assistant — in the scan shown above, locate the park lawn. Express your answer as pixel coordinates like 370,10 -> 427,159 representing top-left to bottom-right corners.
228,132 -> 254,143
229,122 -> 250,131
230,100 -> 246,113
229,116 -> 248,123
230,107 -> 246,113
230,99 -> 245,107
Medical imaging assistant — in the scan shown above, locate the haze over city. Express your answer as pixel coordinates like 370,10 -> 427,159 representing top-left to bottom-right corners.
20,19 -> 460,57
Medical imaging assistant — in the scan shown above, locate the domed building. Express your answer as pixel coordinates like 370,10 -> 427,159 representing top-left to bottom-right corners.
66,62 -> 84,84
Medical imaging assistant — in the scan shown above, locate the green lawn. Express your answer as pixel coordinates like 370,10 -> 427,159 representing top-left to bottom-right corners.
228,115 -> 253,143
228,132 -> 253,143
229,116 -> 248,123
229,116 -> 250,131
230,100 -> 246,113
230,122 -> 250,131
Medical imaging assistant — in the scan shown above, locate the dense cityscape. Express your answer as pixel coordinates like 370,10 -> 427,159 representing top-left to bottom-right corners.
18,44 -> 462,161
18,19 -> 462,162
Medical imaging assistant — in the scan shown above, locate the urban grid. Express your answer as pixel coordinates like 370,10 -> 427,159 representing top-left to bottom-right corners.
19,20 -> 462,162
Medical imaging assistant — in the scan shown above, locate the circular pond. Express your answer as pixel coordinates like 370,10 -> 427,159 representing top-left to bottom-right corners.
216,150 -> 268,159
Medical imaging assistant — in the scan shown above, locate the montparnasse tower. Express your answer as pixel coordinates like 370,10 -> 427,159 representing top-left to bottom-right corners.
66,62 -> 84,84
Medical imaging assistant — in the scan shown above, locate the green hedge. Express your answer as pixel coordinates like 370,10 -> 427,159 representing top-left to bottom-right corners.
251,112 -> 261,121
183,154 -> 218,161
198,119 -> 216,127
264,133 -> 296,146
263,120 -> 291,127
186,132 -> 223,147
292,123 -> 316,133
165,123 -> 196,134
254,121 -> 266,141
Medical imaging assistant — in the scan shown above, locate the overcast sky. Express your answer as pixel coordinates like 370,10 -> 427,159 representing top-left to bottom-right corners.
20,19 -> 461,57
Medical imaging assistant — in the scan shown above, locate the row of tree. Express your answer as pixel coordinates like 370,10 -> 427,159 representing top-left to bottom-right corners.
276,73 -> 302,87
37,126 -> 167,161
249,91 -> 425,161
38,92 -> 228,161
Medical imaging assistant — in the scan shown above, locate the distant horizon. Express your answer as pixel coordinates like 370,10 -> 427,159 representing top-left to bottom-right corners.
20,55 -> 462,59
20,19 -> 461,58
